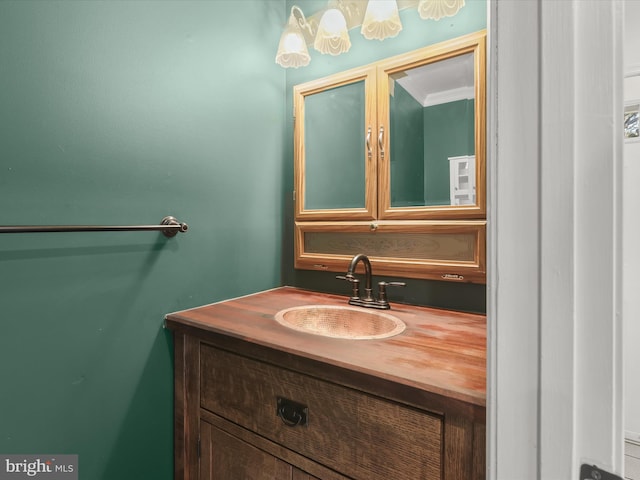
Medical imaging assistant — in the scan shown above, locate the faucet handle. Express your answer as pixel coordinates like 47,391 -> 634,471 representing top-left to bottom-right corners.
377,281 -> 406,307
336,274 -> 361,300
378,281 -> 406,291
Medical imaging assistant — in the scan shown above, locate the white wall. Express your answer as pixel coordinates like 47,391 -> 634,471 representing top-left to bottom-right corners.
624,0 -> 640,443
489,1 -> 624,478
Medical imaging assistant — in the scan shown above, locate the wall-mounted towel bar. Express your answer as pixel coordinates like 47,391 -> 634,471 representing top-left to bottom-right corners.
0,216 -> 188,238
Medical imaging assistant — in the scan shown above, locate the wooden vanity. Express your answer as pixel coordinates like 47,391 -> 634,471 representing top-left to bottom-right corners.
165,286 -> 486,480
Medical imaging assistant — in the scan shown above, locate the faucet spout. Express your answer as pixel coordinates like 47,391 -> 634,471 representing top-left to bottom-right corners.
347,254 -> 373,302
336,253 -> 407,310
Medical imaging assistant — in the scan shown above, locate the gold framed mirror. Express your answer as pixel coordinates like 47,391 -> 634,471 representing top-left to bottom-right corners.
294,30 -> 486,222
293,31 -> 487,283
377,31 -> 486,219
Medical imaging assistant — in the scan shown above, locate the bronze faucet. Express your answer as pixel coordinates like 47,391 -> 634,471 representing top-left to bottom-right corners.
336,254 -> 405,310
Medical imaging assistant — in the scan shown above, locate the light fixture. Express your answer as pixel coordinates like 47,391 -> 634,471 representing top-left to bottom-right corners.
417,0 -> 466,21
314,4 -> 351,55
276,0 -> 466,69
361,0 -> 403,41
275,6 -> 311,68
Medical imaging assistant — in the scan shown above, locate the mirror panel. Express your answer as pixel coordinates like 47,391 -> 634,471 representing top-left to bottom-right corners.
378,32 -> 486,219
304,81 -> 366,210
389,52 -> 475,208
294,66 -> 377,221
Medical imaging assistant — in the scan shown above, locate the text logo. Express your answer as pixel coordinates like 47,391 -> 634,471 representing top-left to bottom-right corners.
0,455 -> 77,480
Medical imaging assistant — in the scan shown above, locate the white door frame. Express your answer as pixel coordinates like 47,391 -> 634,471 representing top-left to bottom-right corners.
487,1 -> 624,478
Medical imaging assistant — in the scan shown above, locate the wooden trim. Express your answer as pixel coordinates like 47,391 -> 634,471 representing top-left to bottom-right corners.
185,336 -> 201,480
294,220 -> 486,283
173,333 -> 186,480
293,30 -> 486,222
377,30 -> 487,220
441,415 -> 486,480
173,333 -> 202,480
293,65 -> 378,221
473,422 -> 487,479
201,411 -> 350,480
443,415 -> 473,480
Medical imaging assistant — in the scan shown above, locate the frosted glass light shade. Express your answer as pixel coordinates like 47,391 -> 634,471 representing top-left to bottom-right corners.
275,11 -> 311,68
361,0 -> 403,40
417,0 -> 465,21
314,8 -> 351,55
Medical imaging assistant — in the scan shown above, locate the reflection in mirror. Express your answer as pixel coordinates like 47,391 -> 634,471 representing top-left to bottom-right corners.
389,52 -> 475,207
304,80 -> 366,210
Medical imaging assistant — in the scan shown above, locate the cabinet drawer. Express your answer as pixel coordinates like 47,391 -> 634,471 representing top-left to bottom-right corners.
200,418 -> 295,479
200,344 -> 442,480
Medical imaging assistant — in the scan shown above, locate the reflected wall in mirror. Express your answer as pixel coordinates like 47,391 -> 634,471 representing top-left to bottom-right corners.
388,52 -> 475,208
304,80 -> 367,210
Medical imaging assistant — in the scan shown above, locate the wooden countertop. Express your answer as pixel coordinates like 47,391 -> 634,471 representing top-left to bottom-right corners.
165,286 -> 486,416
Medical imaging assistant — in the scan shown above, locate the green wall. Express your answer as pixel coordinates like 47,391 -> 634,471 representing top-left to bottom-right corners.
0,1 -> 285,479
424,99 -> 475,205
304,81 -> 366,209
390,82 -> 425,207
283,0 -> 487,313
0,2 -> 487,477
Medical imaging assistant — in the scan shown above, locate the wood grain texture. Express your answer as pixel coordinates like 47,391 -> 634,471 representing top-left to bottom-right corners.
166,287 -> 486,410
167,287 -> 486,479
201,419 -> 293,480
200,345 -> 442,480
294,220 -> 486,283
202,412 -> 347,480
174,334 -> 201,480
376,30 -> 487,221
294,65 -> 378,222
173,333 -> 186,480
185,336 -> 201,480
291,31 -> 487,283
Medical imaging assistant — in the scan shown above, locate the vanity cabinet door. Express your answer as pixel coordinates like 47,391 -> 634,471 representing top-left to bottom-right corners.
375,31 -> 486,220
199,419 -> 320,480
200,345 -> 443,480
294,65 -> 377,222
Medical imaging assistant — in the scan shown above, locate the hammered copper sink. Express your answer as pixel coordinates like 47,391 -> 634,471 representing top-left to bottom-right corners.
274,304 -> 406,340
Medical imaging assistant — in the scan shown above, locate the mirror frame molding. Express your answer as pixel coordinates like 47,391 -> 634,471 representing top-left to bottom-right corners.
294,65 -> 378,221
292,31 -> 487,283
377,30 -> 486,219
294,30 -> 486,221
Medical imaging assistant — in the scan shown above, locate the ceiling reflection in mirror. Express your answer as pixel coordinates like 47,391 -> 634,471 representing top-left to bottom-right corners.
389,52 -> 475,208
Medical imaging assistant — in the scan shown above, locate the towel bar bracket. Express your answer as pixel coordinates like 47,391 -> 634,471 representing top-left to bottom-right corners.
160,216 -> 189,237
